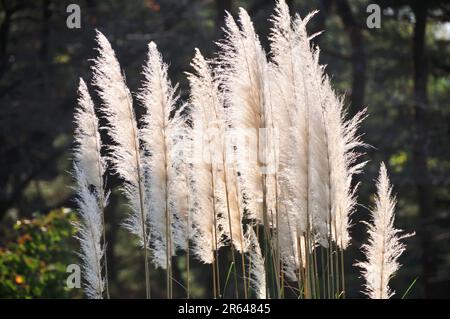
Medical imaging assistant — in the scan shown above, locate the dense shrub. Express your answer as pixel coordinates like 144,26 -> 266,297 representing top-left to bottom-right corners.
0,208 -> 79,298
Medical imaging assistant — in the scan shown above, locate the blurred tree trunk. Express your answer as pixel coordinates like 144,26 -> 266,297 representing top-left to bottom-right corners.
0,1 -> 12,219
334,0 -> 366,114
411,2 -> 434,298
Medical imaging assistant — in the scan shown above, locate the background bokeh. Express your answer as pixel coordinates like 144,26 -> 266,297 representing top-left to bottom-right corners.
0,0 -> 448,298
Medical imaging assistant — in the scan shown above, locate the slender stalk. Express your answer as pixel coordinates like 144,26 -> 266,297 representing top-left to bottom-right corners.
226,223 -> 239,298
138,177 -> 151,299
320,247 -> 326,299
186,236 -> 190,298
340,241 -> 346,298
165,200 -> 171,299
213,221 -> 221,298
326,247 -> 333,299
310,247 -> 316,298
274,175 -> 281,298
260,170 -> 281,299
211,222 -> 217,299
296,235 -> 304,298
209,157 -> 221,298
326,246 -> 330,298
162,128 -> 172,299
186,194 -> 190,299
313,247 -> 320,298
212,259 -> 217,298
334,220 -> 340,298
241,247 -> 248,299
263,224 -> 269,298
328,230 -> 335,298
222,169 -> 240,299
303,234 -> 311,299
99,200 -> 109,299
310,247 -> 317,298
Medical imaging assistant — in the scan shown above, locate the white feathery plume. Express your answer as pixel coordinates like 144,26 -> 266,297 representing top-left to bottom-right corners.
301,40 -> 331,248
270,1 -> 331,248
288,8 -> 366,249
187,48 -> 246,254
269,6 -> 368,297
276,203 -> 300,281
73,78 -> 106,299
217,8 -> 277,224
246,226 -> 266,299
356,163 -> 414,299
269,2 -> 368,282
170,109 -> 192,252
138,41 -> 184,269
187,54 -> 228,263
188,156 -> 220,264
188,135 -> 223,263
91,30 -> 148,247
268,2 -> 329,285
74,168 -> 105,299
269,0 -> 310,278
290,10 -> 364,249
91,31 -> 152,298
320,76 -> 367,249
74,79 -> 106,191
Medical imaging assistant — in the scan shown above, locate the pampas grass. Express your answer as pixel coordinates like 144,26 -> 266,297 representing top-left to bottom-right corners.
187,48 -> 247,297
356,163 -> 414,299
138,41 -> 186,298
72,0 -> 414,299
91,30 -> 151,298
187,49 -> 230,265
73,78 -> 108,299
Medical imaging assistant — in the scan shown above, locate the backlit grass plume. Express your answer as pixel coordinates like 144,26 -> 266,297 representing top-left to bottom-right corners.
73,78 -> 108,299
268,3 -> 368,297
321,78 -> 367,249
91,30 -> 151,298
187,49 -> 233,264
187,48 -> 245,255
356,163 -> 414,299
187,48 -> 248,297
217,8 -> 277,224
138,42 -> 186,298
269,0 -> 315,281
217,7 -> 283,296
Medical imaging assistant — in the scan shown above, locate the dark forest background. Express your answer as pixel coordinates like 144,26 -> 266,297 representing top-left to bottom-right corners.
0,0 -> 448,298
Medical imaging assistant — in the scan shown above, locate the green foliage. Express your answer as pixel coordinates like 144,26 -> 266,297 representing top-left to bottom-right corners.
0,208 -> 78,298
